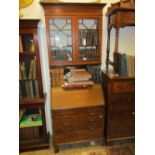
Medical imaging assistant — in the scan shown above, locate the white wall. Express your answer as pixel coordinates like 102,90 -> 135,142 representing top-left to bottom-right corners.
101,0 -> 135,69
20,0 -> 135,134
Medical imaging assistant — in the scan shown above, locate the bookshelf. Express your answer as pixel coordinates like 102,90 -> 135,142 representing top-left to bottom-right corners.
19,19 -> 49,152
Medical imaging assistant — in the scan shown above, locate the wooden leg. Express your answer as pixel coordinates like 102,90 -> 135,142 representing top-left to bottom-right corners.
54,144 -> 59,153
106,141 -> 114,146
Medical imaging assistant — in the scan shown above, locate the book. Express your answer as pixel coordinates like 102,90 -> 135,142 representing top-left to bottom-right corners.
33,80 -> 39,97
126,55 -> 135,77
20,114 -> 42,128
119,53 -> 128,76
19,35 -> 23,52
19,82 -> 23,98
29,80 -> 34,98
25,80 -> 30,98
62,81 -> 94,89
20,81 -> 26,98
20,62 -> 27,80
30,41 -> 35,52
32,59 -> 37,79
19,64 -> 22,80
28,60 -> 34,79
71,68 -> 92,79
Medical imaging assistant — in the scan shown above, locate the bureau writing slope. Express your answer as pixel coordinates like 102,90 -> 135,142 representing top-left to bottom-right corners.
51,85 -> 105,153
19,19 -> 49,152
102,0 -> 135,145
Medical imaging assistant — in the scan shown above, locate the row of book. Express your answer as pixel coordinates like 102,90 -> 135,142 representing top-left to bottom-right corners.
19,80 -> 39,98
19,35 -> 35,52
79,48 -> 99,61
50,69 -> 64,87
79,29 -> 98,46
87,65 -> 101,83
114,53 -> 135,76
51,48 -> 72,61
19,59 -> 37,80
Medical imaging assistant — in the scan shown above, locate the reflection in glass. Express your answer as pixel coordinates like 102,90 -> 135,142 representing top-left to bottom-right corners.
49,19 -> 73,61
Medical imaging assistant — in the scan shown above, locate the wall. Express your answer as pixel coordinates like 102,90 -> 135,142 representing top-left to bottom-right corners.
20,0 -> 135,134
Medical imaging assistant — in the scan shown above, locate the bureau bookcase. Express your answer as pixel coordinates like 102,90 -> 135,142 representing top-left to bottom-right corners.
40,2 -> 106,152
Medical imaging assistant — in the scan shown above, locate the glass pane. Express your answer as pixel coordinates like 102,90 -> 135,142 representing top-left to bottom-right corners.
78,18 -> 99,61
20,34 -> 35,52
48,18 -> 73,62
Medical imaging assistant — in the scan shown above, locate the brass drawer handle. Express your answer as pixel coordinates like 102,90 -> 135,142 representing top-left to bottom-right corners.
132,112 -> 135,115
89,127 -> 95,130
63,115 -> 69,118
63,122 -> 69,125
89,112 -> 95,115
99,115 -> 103,118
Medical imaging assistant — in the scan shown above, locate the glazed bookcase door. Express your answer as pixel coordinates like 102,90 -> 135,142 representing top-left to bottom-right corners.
78,18 -> 100,63
47,17 -> 74,66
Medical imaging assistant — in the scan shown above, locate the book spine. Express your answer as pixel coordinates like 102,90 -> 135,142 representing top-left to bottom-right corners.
19,35 -> 23,52
29,80 -> 34,98
33,80 -> 39,97
120,54 -> 128,76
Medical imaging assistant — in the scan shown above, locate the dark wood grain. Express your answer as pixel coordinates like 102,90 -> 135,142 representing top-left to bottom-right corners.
51,85 -> 105,153
101,71 -> 135,144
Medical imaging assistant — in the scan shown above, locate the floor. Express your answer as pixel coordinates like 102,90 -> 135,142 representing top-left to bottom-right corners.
20,141 -> 135,155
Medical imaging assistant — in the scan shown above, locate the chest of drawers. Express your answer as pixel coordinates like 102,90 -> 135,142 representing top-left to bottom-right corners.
102,71 -> 135,144
51,85 -> 105,152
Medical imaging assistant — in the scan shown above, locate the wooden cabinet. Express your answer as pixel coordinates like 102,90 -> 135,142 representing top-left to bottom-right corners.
102,71 -> 135,144
19,20 -> 49,152
51,85 -> 105,153
41,2 -> 105,66
102,0 -> 135,144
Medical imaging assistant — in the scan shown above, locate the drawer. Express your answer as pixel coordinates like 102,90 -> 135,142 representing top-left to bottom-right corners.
107,111 -> 135,138
52,106 -> 104,118
54,127 -> 104,144
109,94 -> 135,111
53,114 -> 104,128
54,121 -> 104,134
112,81 -> 135,94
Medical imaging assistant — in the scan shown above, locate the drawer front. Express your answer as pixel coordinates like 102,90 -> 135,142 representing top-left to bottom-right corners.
107,110 -> 135,139
53,106 -> 104,118
109,94 -> 135,111
112,81 -> 135,94
54,127 -> 104,144
53,113 -> 104,128
54,121 -> 104,134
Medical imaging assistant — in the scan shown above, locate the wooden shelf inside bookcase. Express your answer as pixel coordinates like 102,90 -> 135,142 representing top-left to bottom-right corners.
19,52 -> 37,56
20,98 -> 45,107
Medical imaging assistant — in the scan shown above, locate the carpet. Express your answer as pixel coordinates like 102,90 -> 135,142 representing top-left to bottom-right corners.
106,144 -> 135,155
20,144 -> 134,155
